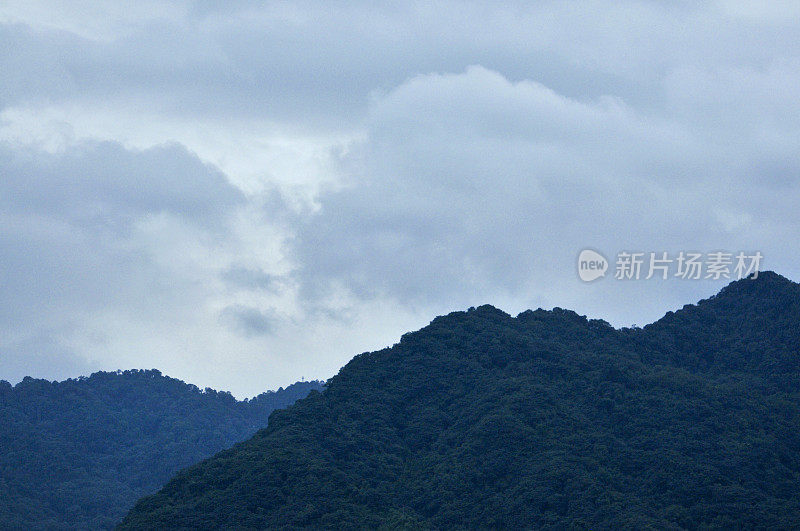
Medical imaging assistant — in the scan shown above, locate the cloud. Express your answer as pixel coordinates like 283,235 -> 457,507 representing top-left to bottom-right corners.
0,139 -> 244,333
0,140 -> 244,228
219,304 -> 277,337
9,1 -> 796,131
220,266 -> 280,292
2,1 -> 800,395
291,64 -> 800,323
0,139 -> 248,381
0,134 -> 420,396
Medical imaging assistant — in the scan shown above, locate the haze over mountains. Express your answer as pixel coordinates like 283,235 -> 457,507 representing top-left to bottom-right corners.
120,272 -> 800,529
0,370 -> 323,529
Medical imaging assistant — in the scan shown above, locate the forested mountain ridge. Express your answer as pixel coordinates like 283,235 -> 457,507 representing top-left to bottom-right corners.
121,272 -> 800,529
637,271 -> 800,376
0,370 -> 323,529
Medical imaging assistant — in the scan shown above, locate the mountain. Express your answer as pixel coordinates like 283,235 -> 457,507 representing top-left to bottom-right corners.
0,370 -> 323,529
121,272 -> 800,529
637,271 -> 800,377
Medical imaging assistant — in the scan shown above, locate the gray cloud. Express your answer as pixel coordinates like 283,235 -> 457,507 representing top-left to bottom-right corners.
2,1 -> 800,395
0,139 -> 247,382
0,140 -> 244,230
4,2 -> 799,130
291,65 -> 800,322
220,266 -> 280,292
219,304 -> 277,337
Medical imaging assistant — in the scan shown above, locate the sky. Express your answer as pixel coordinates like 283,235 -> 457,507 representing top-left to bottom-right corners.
1,1 -> 800,397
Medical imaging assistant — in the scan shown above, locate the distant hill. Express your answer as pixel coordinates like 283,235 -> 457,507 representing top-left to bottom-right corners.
122,272 -> 800,529
0,370 -> 323,529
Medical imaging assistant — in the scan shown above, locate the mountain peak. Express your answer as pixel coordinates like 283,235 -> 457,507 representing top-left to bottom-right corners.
713,270 -> 798,300
641,271 -> 800,373
696,270 -> 800,321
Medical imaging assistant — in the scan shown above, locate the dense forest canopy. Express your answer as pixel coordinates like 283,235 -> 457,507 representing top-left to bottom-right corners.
0,370 -> 323,529
122,272 -> 800,529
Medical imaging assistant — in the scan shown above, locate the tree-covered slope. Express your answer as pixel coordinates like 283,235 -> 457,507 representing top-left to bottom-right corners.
122,273 -> 800,529
0,370 -> 323,529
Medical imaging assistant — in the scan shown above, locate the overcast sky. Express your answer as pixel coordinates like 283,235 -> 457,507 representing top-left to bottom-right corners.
2,1 -> 799,396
